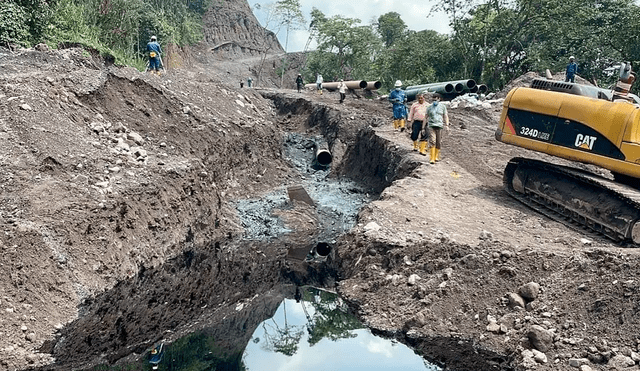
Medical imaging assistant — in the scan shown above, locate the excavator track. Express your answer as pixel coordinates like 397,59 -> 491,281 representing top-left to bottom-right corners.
504,157 -> 640,245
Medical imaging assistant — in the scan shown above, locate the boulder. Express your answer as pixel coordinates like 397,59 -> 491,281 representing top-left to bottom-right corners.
528,325 -> 553,351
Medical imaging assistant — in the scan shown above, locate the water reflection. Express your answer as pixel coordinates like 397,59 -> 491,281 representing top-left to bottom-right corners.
85,287 -> 439,371
243,288 -> 440,371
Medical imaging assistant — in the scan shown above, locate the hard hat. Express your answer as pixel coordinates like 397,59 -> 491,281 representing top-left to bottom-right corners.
394,80 -> 402,87
569,56 -> 575,60
151,35 -> 157,41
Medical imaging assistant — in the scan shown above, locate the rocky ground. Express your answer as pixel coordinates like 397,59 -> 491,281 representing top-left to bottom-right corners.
0,44 -> 639,371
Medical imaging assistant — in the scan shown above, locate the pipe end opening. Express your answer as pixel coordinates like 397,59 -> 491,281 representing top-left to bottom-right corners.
315,242 -> 332,257
316,151 -> 332,166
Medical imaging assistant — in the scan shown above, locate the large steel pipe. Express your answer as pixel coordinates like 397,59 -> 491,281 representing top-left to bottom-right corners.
405,83 -> 455,101
478,84 -> 488,94
314,141 -> 332,167
365,81 -> 382,90
304,80 -> 367,91
449,79 -> 477,92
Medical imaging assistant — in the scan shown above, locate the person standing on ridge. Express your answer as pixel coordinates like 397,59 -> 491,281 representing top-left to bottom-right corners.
388,80 -> 407,131
316,73 -> 323,94
296,74 -> 304,93
407,92 -> 428,154
566,56 -> 578,83
146,36 -> 163,75
337,79 -> 347,103
425,93 -> 449,164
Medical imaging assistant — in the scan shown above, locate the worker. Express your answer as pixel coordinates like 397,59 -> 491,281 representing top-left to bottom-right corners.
316,73 -> 323,94
388,80 -> 407,131
146,36 -> 163,75
566,56 -> 578,83
337,79 -> 347,103
247,77 -> 253,87
407,92 -> 428,153
296,73 -> 304,93
425,93 -> 449,164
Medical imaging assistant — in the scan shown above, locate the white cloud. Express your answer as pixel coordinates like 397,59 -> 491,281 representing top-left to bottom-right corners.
247,0 -> 451,52
365,337 -> 396,358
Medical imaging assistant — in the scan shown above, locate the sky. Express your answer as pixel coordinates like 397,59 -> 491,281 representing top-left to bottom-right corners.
246,0 -> 452,52
242,298 -> 441,371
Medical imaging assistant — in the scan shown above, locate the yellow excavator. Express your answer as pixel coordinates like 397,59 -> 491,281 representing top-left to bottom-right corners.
495,64 -> 640,244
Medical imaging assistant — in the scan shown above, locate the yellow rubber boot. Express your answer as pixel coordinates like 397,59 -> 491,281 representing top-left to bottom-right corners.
435,148 -> 441,162
413,141 -> 418,151
430,147 -> 437,164
419,141 -> 428,156
399,119 -> 406,131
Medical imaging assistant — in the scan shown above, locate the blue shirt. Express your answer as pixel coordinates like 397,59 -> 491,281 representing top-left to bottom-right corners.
566,62 -> 577,76
147,41 -> 162,56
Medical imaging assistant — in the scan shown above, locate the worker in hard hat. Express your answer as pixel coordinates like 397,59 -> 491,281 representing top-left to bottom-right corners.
316,73 -> 323,94
407,92 -> 428,153
388,80 -> 407,131
425,93 -> 449,164
565,56 -> 578,83
146,36 -> 163,75
296,73 -> 304,93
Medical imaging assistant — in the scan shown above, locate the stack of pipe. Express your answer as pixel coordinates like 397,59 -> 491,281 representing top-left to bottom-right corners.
405,79 -> 489,101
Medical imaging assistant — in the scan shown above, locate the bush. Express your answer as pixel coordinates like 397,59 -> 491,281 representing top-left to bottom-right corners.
0,2 -> 30,46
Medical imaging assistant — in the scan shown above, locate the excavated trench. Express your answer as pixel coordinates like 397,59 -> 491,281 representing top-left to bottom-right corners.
33,93 -> 508,370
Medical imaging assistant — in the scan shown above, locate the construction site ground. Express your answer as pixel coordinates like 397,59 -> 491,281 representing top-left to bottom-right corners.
0,46 -> 639,371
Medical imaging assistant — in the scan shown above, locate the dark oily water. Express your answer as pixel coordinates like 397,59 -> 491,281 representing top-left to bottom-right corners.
243,288 -> 441,371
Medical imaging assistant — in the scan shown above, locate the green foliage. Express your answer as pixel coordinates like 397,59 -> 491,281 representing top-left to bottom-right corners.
376,12 -> 406,48
0,0 -> 210,71
306,9 -> 382,82
0,2 -> 30,46
0,0 -> 53,46
302,290 -> 362,347
273,0 -> 305,52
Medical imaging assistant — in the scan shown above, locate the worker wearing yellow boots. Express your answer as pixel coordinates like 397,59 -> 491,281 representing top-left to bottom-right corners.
425,93 -> 449,163
388,80 -> 407,131
407,92 -> 428,153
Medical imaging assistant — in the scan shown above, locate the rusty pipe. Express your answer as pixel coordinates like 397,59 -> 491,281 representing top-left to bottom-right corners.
365,81 -> 382,90
304,80 -> 367,91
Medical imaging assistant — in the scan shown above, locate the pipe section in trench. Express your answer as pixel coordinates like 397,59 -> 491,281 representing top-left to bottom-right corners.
314,141 -> 332,167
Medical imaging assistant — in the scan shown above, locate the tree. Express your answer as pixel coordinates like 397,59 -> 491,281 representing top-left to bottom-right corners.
272,0 -> 305,86
376,12 -> 406,48
306,8 -> 382,81
0,0 -> 54,47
